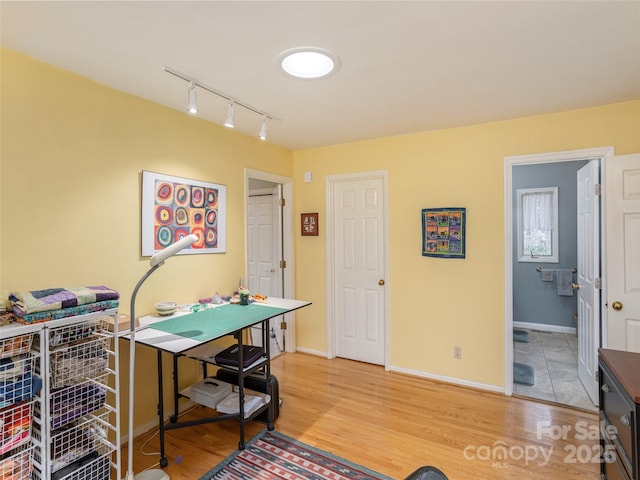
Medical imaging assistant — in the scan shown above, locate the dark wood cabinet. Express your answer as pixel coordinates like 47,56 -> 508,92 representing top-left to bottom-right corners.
599,348 -> 640,480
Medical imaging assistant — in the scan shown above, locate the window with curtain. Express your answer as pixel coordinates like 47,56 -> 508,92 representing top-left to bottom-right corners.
517,187 -> 558,262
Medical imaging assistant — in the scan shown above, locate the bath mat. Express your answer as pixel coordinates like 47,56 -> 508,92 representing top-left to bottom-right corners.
513,362 -> 534,386
513,329 -> 530,343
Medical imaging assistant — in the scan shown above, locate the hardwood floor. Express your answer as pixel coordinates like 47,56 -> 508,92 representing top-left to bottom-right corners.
125,353 -> 600,480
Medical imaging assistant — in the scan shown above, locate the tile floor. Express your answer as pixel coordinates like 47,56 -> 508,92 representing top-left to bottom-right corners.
513,329 -> 597,411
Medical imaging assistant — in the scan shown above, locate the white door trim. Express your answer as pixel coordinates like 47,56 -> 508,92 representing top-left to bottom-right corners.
503,146 -> 613,396
326,170 -> 390,368
245,168 -> 296,352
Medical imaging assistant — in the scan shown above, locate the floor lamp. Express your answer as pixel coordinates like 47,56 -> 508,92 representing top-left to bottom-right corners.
126,234 -> 198,480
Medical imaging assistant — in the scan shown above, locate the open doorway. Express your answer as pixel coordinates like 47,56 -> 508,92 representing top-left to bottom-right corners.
504,147 -> 613,411
245,169 -> 296,356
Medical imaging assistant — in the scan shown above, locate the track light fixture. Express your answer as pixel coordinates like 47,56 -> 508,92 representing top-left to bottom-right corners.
165,66 -> 277,140
258,116 -> 268,141
187,82 -> 198,114
224,101 -> 235,128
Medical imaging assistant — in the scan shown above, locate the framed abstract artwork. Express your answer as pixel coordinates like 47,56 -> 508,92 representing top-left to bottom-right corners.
422,207 -> 466,258
141,170 -> 227,256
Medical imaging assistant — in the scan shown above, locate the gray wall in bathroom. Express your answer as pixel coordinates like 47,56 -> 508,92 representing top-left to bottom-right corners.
512,160 -> 589,330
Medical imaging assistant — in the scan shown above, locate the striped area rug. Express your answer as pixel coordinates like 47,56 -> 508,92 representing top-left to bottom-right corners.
200,430 -> 393,480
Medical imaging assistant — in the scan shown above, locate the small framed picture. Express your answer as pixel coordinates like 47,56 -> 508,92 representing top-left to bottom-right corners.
422,207 -> 466,258
301,212 -> 319,236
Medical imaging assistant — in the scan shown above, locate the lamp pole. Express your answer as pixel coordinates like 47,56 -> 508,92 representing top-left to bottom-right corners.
125,234 -> 197,480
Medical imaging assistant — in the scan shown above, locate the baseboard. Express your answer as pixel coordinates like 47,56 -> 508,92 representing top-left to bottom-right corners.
294,349 -> 505,394
514,321 -> 576,335
387,365 -> 505,394
295,346 -> 328,357
121,399 -> 198,445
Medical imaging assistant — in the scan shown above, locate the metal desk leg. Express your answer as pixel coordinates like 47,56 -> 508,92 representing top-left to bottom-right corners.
157,349 -> 168,467
170,354 -> 179,423
237,332 -> 245,450
264,320 -> 275,431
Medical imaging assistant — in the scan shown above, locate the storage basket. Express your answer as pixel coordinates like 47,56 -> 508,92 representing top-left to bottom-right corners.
33,450 -> 110,480
51,455 -> 111,480
49,322 -> 99,348
0,444 -> 34,480
0,354 -> 39,408
0,334 -> 33,359
0,401 -> 33,455
50,383 -> 106,430
49,410 -> 109,473
50,337 -> 109,389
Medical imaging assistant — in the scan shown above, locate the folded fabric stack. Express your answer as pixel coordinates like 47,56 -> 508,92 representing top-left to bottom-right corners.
50,338 -> 108,389
0,402 -> 33,456
0,447 -> 32,479
0,304 -> 13,326
9,286 -> 119,324
50,383 -> 106,430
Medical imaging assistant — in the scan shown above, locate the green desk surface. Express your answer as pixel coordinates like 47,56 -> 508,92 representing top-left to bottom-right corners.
148,303 -> 289,342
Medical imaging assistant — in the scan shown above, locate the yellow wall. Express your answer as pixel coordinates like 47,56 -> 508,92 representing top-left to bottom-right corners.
292,100 -> 640,388
0,48 -> 293,430
3,47 -> 640,432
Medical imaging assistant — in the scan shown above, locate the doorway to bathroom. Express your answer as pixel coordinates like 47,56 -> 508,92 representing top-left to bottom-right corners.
504,147 -> 612,411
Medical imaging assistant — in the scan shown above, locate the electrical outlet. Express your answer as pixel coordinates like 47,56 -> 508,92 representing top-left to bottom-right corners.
454,345 -> 462,359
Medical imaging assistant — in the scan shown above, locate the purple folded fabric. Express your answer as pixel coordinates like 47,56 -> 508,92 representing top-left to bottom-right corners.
10,286 -> 119,315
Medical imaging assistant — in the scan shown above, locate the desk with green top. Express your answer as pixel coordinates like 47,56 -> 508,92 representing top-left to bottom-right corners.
128,297 -> 311,467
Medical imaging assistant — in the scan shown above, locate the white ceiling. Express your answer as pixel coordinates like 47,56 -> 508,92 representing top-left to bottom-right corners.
2,1 -> 639,150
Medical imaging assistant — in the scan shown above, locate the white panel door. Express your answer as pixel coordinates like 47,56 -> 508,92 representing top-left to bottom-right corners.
333,177 -> 386,365
606,154 -> 640,351
577,160 -> 600,405
247,188 -> 283,354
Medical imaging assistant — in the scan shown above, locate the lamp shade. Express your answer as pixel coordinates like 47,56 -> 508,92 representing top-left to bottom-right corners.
150,234 -> 198,267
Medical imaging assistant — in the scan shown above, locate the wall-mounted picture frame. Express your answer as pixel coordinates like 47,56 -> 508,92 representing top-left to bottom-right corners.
141,170 -> 227,256
422,207 -> 466,258
301,212 -> 319,236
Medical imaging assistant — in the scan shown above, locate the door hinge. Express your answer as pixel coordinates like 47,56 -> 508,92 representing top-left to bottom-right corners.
279,260 -> 287,269
595,183 -> 601,195
278,198 -> 285,207
595,369 -> 600,382
595,277 -> 602,289
280,320 -> 287,330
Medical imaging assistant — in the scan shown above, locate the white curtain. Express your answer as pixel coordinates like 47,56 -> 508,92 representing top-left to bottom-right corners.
521,191 -> 553,233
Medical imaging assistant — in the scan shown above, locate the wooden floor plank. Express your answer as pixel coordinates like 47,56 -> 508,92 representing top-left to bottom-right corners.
125,352 -> 600,480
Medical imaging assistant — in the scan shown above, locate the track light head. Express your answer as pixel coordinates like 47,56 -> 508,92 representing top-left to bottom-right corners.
224,101 -> 235,128
187,82 -> 198,114
258,116 -> 268,141
165,67 -> 277,133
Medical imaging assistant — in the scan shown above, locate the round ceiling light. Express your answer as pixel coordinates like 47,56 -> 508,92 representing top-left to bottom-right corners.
279,47 -> 340,79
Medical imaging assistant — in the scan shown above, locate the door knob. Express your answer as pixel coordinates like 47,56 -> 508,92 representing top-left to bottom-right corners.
612,301 -> 623,311
572,283 -> 580,290
378,279 -> 385,286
